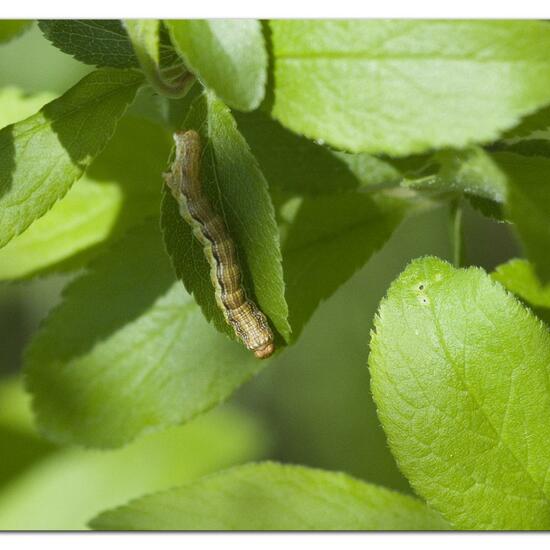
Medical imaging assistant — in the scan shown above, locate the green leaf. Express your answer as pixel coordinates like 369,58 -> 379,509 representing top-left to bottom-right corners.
270,20 -> 550,156
166,19 -> 267,111
284,192 -> 406,338
124,20 -> 162,70
496,105 -> 550,157
90,462 -> 448,530
0,380 -> 268,530
492,258 -> 550,309
24,219 -> 263,448
38,20 -> 139,68
235,110 -> 400,196
402,148 -> 508,220
0,69 -> 143,250
0,20 -> 33,44
406,148 -> 507,204
161,92 -> 290,344
0,116 -> 170,280
39,20 -> 180,72
369,256 -> 550,530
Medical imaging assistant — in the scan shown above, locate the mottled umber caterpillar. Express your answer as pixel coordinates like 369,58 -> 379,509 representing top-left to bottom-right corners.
164,130 -> 275,359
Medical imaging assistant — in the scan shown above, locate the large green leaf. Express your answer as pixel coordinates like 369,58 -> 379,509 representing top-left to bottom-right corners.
0,20 -> 33,44
90,462 -> 448,530
283,192 -> 407,338
0,380 -> 267,530
0,69 -> 143,250
369,256 -> 550,530
270,20 -> 550,156
38,20 -> 139,68
166,20 -> 267,111
234,110 -> 400,196
24,219 -> 263,448
0,116 -> 170,280
161,92 -> 290,344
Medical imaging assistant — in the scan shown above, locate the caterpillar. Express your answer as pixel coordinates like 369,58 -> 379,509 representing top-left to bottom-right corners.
164,129 -> 275,359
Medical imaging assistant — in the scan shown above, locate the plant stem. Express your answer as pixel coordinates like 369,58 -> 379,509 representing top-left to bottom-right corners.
450,198 -> 463,268
151,69 -> 196,99
124,19 -> 196,99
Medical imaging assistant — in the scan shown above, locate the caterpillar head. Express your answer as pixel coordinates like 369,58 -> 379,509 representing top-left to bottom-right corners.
253,341 -> 275,360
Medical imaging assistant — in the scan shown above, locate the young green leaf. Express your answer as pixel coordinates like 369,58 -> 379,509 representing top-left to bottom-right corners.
284,192 -> 407,338
0,116 -> 170,280
369,256 -> 550,530
24,219 -> 263,448
161,92 -> 290,344
235,110 -> 400,196
270,20 -> 550,156
0,20 -> 33,44
124,20 -> 193,99
166,20 -> 267,111
38,20 -> 139,68
0,69 -> 143,250
123,20 -> 162,73
90,462 -> 448,530
492,259 -> 550,309
408,148 -> 507,204
402,148 -> 508,220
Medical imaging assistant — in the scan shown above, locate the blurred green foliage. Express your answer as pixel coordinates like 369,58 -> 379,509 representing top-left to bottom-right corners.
0,378 -> 270,530
0,22 -> 89,93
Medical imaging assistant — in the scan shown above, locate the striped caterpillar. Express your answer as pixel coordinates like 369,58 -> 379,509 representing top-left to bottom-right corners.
164,130 -> 275,359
